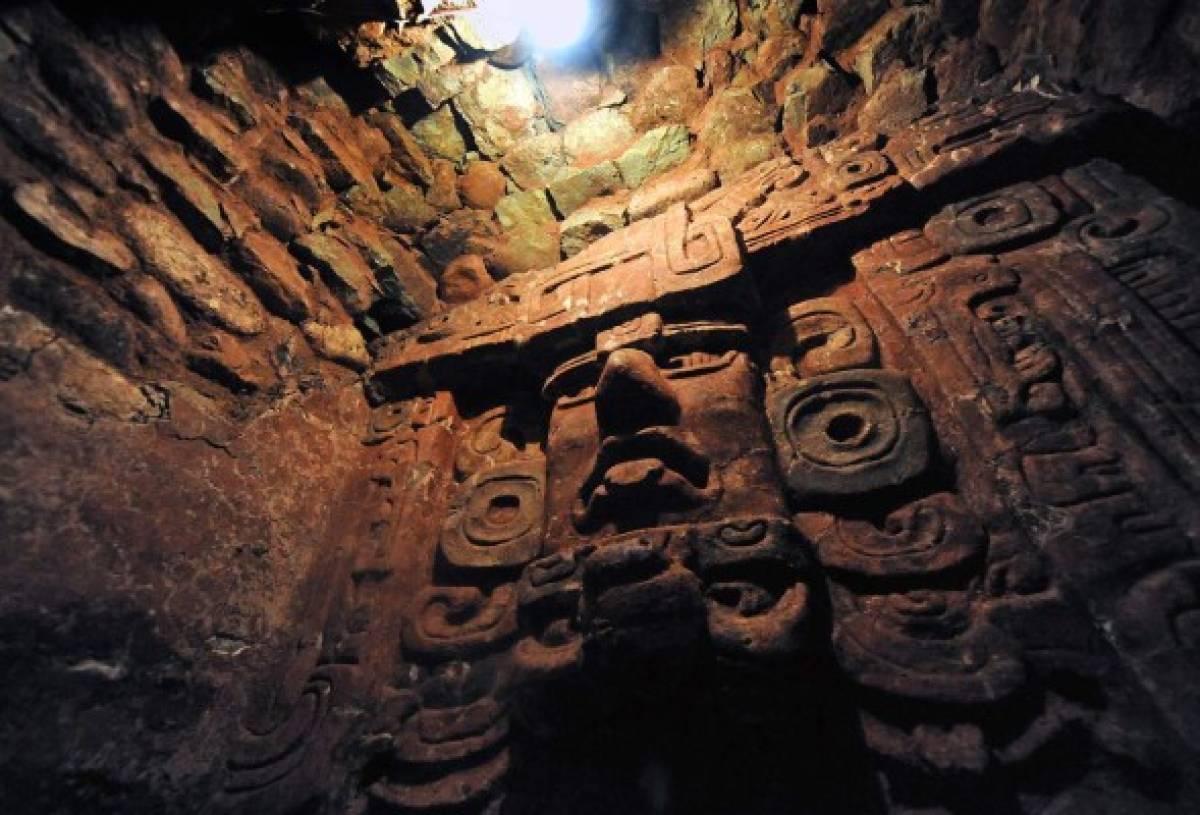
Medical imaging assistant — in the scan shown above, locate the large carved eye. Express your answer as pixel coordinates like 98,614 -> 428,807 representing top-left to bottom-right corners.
659,349 -> 737,377
542,352 -> 600,405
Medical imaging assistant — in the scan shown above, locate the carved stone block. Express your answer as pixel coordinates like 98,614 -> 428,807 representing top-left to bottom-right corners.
392,697 -> 509,766
884,90 -> 1105,189
225,90 -> 1200,814
402,585 -> 518,659
370,204 -> 749,391
369,669 -> 511,815
579,529 -> 707,666
440,460 -> 546,570
768,297 -> 878,380
224,669 -> 342,796
688,517 -> 816,663
736,174 -> 895,254
796,493 -> 985,580
835,591 -> 1026,705
689,156 -> 807,222
513,550 -> 587,683
768,370 -> 932,500
453,403 -> 538,478
858,159 -> 1200,757
1115,560 -> 1200,750
924,181 -> 1063,255
824,148 -> 894,192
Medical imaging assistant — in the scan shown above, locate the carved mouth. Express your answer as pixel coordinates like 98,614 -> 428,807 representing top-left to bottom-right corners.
573,427 -> 719,530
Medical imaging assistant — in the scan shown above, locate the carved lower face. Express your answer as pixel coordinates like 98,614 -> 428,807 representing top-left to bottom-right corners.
542,317 -> 787,545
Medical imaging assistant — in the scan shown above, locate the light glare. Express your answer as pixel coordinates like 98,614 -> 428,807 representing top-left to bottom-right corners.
522,0 -> 592,51
471,0 -> 592,53
468,0 -> 521,48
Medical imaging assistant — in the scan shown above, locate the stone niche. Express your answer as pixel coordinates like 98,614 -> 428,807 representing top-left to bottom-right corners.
2,2 -> 1200,815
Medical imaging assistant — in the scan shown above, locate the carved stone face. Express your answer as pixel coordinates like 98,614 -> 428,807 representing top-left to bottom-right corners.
541,315 -> 787,548
524,316 -> 816,677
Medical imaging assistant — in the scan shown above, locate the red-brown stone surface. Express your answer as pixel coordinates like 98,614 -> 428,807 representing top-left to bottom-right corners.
3,2 -> 1200,815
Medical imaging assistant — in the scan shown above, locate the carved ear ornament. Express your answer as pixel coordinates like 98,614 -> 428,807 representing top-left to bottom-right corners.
440,460 -> 546,570
768,370 -> 933,501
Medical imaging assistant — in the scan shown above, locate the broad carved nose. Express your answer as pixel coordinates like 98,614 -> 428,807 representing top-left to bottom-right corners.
595,348 -> 681,437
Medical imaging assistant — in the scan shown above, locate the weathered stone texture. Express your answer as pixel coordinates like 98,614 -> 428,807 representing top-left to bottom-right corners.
459,160 -> 507,210
350,81 -> 1200,815
4,2 -> 1200,814
559,196 -> 628,257
1,361 -> 370,814
615,124 -> 692,188
120,203 -> 267,337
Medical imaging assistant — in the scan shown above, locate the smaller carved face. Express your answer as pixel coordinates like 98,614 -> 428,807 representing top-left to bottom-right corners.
541,317 -> 787,546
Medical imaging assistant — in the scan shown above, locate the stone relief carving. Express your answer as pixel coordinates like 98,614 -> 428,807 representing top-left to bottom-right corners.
802,493 -> 985,580
767,297 -> 879,379
439,460 -> 546,570
768,370 -> 932,501
370,203 -> 753,392
224,92 -> 1200,814
856,158 -> 1200,780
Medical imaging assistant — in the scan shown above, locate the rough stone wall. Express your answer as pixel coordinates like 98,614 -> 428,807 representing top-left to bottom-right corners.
0,351 -> 368,811
0,4 -> 391,810
318,0 -> 1199,285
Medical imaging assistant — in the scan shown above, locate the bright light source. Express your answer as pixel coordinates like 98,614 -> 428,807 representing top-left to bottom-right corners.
468,0 -> 521,49
470,0 -> 593,53
522,0 -> 592,51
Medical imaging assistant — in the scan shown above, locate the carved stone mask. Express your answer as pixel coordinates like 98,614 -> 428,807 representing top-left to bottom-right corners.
541,314 -> 788,548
